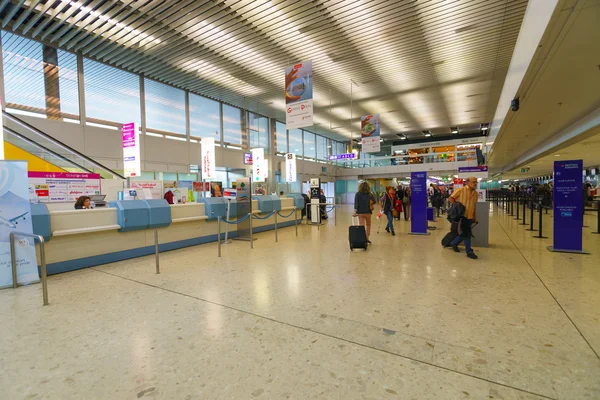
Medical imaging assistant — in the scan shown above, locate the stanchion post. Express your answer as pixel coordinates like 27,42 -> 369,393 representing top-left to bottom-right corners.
39,237 -> 48,306
217,216 -> 222,257
274,212 -> 278,243
294,207 -> 298,237
510,193 -> 514,216
520,196 -> 527,225
534,204 -> 548,239
514,195 -> 520,220
250,213 -> 254,249
10,233 -> 17,289
593,200 -> 600,234
154,229 -> 160,274
334,203 -> 337,226
526,200 -> 537,231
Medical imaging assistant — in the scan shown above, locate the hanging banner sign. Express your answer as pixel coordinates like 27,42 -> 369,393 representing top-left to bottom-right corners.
122,122 -> 141,178
551,160 -> 584,253
361,114 -> 381,153
202,137 -> 216,181
285,61 -> 313,129
251,148 -> 266,182
285,153 -> 297,183
0,161 -> 39,288
328,153 -> 356,161
410,171 -> 428,235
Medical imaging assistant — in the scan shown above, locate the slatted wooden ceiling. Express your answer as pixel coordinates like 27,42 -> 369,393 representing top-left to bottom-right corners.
0,0 -> 528,141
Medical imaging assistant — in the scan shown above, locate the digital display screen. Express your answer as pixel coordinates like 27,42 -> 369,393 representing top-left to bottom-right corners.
244,152 -> 253,165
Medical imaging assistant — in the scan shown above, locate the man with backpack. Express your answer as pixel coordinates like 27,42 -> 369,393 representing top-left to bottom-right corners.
446,176 -> 479,259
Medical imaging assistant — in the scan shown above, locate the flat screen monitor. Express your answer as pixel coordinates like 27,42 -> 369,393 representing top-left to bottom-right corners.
244,152 -> 253,165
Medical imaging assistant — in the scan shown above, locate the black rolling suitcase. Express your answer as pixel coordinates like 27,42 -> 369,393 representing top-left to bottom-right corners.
349,216 -> 368,251
441,222 -> 459,247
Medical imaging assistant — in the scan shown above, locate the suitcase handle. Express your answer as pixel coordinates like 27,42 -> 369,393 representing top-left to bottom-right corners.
352,215 -> 360,226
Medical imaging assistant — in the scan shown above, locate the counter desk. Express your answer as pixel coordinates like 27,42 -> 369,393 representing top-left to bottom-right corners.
32,197 -> 302,275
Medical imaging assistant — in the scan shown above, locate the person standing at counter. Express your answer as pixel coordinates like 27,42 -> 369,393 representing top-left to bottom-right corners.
74,196 -> 91,210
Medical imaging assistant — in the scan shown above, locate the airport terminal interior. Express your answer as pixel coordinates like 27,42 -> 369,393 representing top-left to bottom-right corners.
0,0 -> 599,399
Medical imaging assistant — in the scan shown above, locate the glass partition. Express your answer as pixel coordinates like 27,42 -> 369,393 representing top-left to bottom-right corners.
275,121 -> 287,153
144,78 -> 186,135
222,104 -> 243,146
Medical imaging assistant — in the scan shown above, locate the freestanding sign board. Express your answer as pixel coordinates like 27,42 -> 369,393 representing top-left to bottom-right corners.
410,171 -> 429,235
0,161 -> 39,288
122,122 -> 141,178
549,160 -> 587,253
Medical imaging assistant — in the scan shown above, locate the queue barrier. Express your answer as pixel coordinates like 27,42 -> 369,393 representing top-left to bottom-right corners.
216,208 -> 299,257
9,232 -> 48,306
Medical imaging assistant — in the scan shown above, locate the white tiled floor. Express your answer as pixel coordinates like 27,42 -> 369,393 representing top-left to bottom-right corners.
1,204 -> 599,399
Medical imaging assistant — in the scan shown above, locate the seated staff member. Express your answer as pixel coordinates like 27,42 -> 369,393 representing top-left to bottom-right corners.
74,196 -> 91,210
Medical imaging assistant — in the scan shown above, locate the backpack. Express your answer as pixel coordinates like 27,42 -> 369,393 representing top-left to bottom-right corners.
394,198 -> 403,212
447,201 -> 465,222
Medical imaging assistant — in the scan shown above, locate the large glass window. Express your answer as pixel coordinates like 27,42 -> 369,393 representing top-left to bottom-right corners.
2,32 -> 46,113
275,121 -> 287,153
222,104 -> 243,146
144,78 -> 185,135
248,112 -> 269,151
189,93 -> 221,140
84,58 -> 140,125
316,135 -> 327,160
303,131 -> 316,159
288,129 -> 303,156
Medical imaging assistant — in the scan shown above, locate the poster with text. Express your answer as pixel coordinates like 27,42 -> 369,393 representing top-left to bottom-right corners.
202,137 -> 216,181
553,160 -> 583,252
410,171 -> 428,235
122,122 -> 141,178
285,61 -> 313,129
361,114 -> 380,153
0,161 -> 39,288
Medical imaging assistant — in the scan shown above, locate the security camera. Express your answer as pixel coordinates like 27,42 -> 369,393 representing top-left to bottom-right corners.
511,97 -> 520,112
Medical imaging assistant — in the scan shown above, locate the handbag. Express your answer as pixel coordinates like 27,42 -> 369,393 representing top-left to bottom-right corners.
369,193 -> 375,211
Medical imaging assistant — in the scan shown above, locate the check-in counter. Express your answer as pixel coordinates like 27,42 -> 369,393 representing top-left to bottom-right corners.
33,197 -> 300,275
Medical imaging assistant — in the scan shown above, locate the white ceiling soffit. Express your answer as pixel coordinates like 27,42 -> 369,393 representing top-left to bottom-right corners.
487,0 -> 600,172
2,0 -> 527,140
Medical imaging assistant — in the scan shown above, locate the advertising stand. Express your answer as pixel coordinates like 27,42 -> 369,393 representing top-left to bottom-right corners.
548,160 -> 589,254
409,171 -> 429,235
0,161 -> 39,288
223,188 -> 236,243
310,178 -> 321,225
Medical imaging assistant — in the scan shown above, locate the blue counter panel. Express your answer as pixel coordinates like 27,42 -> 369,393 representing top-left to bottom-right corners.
287,193 -> 305,211
30,203 -> 51,241
197,198 -> 228,220
143,199 -> 172,228
110,200 -> 149,232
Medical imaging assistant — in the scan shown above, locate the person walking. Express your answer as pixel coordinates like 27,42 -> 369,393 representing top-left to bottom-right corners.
353,182 -> 375,243
448,176 -> 479,259
404,187 -> 411,221
381,186 -> 396,235
395,185 -> 404,220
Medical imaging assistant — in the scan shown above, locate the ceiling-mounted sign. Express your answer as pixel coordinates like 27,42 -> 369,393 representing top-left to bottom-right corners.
202,137 -> 216,181
285,153 -> 297,182
252,148 -> 266,182
328,153 -> 356,161
285,61 -> 313,129
361,114 -> 380,153
122,122 -> 141,178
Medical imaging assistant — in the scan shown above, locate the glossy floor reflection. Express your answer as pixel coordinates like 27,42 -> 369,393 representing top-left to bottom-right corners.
1,204 -> 599,399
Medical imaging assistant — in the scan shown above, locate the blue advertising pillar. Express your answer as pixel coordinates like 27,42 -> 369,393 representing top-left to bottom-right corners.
409,171 -> 429,235
548,160 -> 589,254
